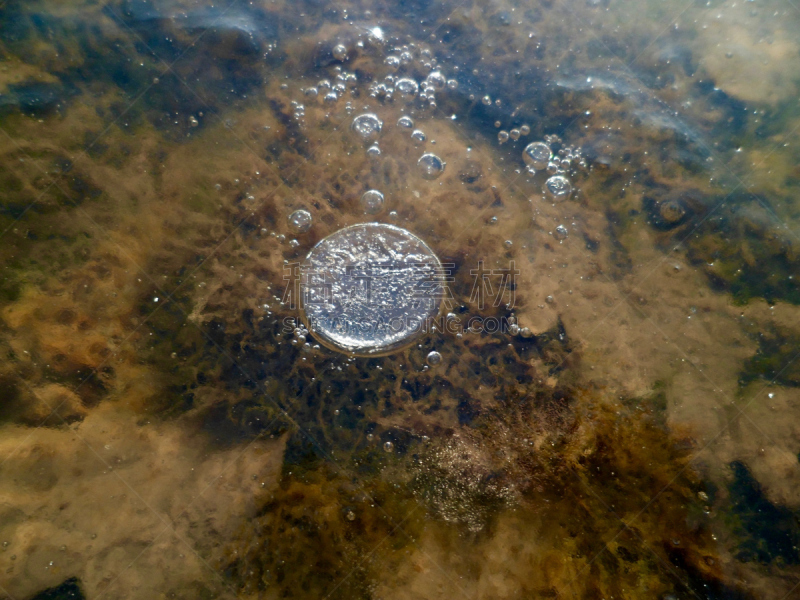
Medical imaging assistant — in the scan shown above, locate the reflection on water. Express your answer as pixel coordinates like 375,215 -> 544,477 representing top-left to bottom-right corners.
1,0 -> 800,598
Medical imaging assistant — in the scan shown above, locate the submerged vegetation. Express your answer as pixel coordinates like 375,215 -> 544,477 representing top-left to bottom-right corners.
1,0 -> 800,597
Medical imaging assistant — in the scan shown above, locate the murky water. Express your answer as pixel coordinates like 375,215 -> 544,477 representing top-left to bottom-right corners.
1,0 -> 800,598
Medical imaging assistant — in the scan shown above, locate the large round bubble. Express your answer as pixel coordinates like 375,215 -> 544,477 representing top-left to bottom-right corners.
300,223 -> 444,356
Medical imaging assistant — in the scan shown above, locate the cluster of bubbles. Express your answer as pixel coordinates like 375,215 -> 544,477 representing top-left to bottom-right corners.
372,43 -> 458,110
519,135 -> 586,202
298,68 -> 359,115
291,322 -> 320,353
497,123 -> 531,144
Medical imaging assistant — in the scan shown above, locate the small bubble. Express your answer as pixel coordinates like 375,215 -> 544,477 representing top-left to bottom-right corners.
446,79 -> 459,90
482,95 -> 492,106
497,130 -> 509,143
426,350 -> 442,365
332,44 -> 348,61
288,209 -> 313,233
554,224 -> 569,240
351,113 -> 383,140
544,175 -> 572,201
397,115 -> 414,128
523,141 -> 552,169
360,190 -> 385,214
334,409 -> 340,415
509,128 -> 521,141
304,87 -> 319,98
395,78 -> 419,100
425,71 -> 446,90
366,144 -> 381,157
503,240 -> 513,247
188,116 -> 199,127
383,441 -> 394,452
417,153 -> 446,180
411,129 -> 427,143
520,124 -> 531,135
520,327 -> 532,338
346,510 -> 356,521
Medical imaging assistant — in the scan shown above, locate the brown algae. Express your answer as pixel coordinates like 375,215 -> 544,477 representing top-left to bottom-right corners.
0,0 -> 800,598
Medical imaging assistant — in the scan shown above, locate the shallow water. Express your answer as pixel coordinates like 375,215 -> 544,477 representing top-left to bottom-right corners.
1,0 -> 800,598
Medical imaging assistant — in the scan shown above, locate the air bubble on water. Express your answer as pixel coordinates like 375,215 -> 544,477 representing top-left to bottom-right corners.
288,209 -> 313,233
417,153 -> 445,180
520,124 -> 531,135
426,350 -> 442,365
289,239 -> 300,248
318,79 -> 331,90
304,86 -> 318,99
523,141 -> 552,169
498,130 -> 509,143
447,79 -> 459,90
544,175 -> 572,201
352,113 -> 383,140
510,128 -> 521,141
520,327 -> 532,338
425,71 -> 446,90
503,240 -> 513,247
482,95 -> 492,106
554,224 -> 569,240
546,161 -> 559,174
346,510 -> 356,521
324,91 -> 338,103
189,116 -> 199,127
395,78 -> 419,100
332,44 -> 348,61
411,129 -> 427,143
367,144 -> 381,157
509,323 -> 520,335
494,121 -> 502,128
383,441 -> 394,452
360,190 -> 385,214
400,51 -> 413,65
397,115 -> 414,128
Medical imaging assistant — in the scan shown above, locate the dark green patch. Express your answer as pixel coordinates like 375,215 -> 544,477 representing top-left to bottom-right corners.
726,460 -> 800,566
29,577 -> 85,600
